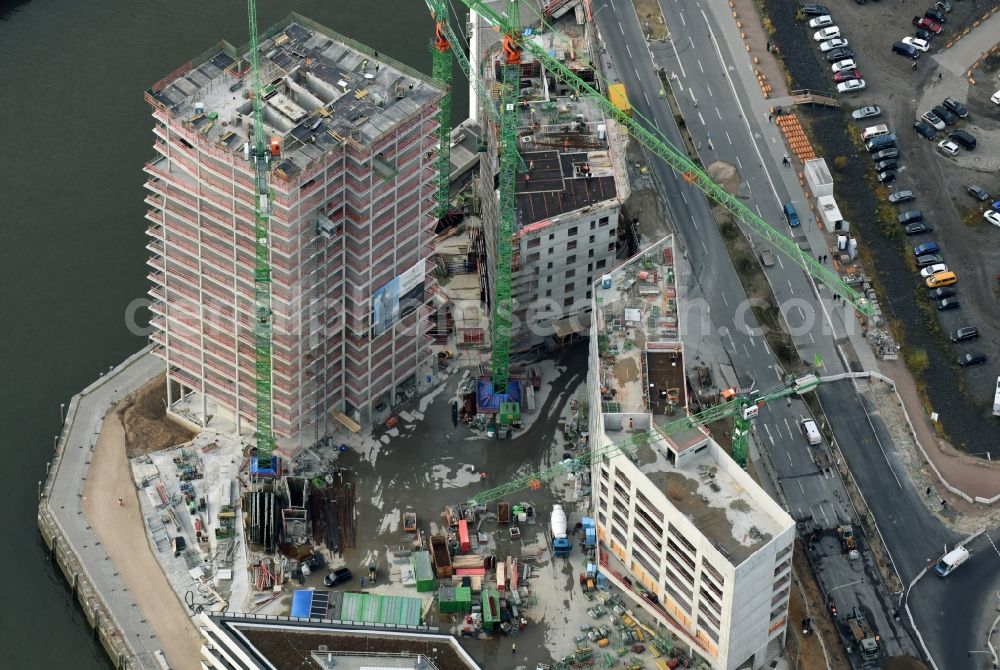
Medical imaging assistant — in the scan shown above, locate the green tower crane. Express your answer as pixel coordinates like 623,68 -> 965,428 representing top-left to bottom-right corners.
245,0 -> 275,471
428,0 -> 454,219
491,0 -> 522,394
448,0 -> 875,316
468,374 -> 824,506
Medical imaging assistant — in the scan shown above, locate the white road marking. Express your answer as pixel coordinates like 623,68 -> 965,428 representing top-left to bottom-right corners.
643,91 -> 650,106
786,451 -> 793,466
783,417 -> 792,438
698,111 -> 706,125
700,238 -> 708,255
619,21 -> 624,35
681,191 -> 688,204
776,256 -> 784,269
681,12 -> 687,27
689,35 -> 695,49
726,131 -> 733,145
676,79 -> 685,92
755,204 -> 762,217
626,44 -> 633,59
799,480 -> 805,494
634,68 -> 641,81
610,0 -> 616,10
721,291 -> 729,306
735,155 -> 743,169
715,107 -> 722,120
788,279 -> 794,291
727,330 -> 737,351
706,84 -> 713,97
764,424 -> 774,445
808,332 -> 815,343
819,505 -> 831,527
676,54 -> 687,79
696,57 -> 702,72
743,343 -> 750,356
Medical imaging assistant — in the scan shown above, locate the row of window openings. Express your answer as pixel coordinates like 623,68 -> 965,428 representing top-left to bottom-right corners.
526,229 -> 615,251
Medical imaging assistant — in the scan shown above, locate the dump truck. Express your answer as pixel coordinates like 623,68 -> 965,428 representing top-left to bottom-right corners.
846,609 -> 880,662
551,505 -> 572,558
608,83 -> 633,119
430,534 -> 453,577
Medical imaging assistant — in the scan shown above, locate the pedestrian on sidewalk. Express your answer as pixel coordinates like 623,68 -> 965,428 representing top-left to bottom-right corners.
938,72 -> 942,81
926,486 -> 932,496
912,61 -> 918,71
118,497 -> 124,506
767,112 -> 773,124
512,643 -> 517,654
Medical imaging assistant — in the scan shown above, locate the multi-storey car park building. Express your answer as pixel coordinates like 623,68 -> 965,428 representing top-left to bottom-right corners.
471,1 -> 630,353
143,14 -> 444,448
587,236 -> 796,670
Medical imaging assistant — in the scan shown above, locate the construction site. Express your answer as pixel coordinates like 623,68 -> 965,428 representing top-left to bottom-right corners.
35,1 -> 929,670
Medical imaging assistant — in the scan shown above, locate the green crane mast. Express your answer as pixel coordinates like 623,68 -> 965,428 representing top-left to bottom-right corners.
429,1 -> 454,219
468,374 -> 824,505
491,0 -> 522,394
245,0 -> 275,470
450,0 -> 875,316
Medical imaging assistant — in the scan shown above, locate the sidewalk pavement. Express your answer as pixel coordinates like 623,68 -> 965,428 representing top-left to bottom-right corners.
704,0 -> 1000,505
82,409 -> 203,670
933,9 -> 1000,77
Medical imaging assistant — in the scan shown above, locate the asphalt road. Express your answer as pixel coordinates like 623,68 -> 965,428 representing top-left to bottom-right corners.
591,0 -> 917,660
587,0 -> 1000,664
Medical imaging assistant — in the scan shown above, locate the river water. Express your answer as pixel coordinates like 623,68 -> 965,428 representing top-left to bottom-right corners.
0,0 -> 466,665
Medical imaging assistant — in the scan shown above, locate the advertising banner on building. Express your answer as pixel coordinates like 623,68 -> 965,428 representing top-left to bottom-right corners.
371,260 -> 425,337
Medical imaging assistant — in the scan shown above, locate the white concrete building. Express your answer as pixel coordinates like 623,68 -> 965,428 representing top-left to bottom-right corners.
588,236 -> 796,670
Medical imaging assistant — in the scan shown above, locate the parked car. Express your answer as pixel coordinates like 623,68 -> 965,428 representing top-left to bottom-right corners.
872,147 -> 900,161
914,28 -> 934,41
942,97 -> 968,118
826,47 -> 855,62
905,222 -> 934,235
936,297 -> 960,311
928,286 -> 955,300
892,41 -> 921,59
809,15 -> 834,28
914,241 -> 940,256
875,158 -> 898,172
937,140 -> 959,156
967,185 -> 990,201
920,263 -> 948,277
991,201 -> 1000,213
991,90 -> 1000,105
915,253 -> 943,268
902,36 -> 930,52
950,130 -> 976,150
888,189 -> 915,204
866,134 -> 897,152
837,79 -> 866,93
950,326 -> 979,343
820,37 -> 849,52
324,567 -> 353,587
957,352 -> 986,367
926,270 -> 956,288
985,210 -> 1000,228
912,17 -> 942,34
913,120 -> 937,140
801,3 -> 830,15
921,111 -> 946,130
851,104 -> 880,119
877,169 -> 896,184
814,27 -> 841,42
833,59 -> 858,73
925,9 -> 946,24
898,210 -> 923,224
834,69 -> 862,83
932,105 -> 958,125
935,0 -> 952,12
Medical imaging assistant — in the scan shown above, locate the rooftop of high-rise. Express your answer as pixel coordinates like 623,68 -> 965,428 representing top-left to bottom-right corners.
147,13 -> 442,180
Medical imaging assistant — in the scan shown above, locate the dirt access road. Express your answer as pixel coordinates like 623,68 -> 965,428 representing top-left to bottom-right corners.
763,0 -> 1000,454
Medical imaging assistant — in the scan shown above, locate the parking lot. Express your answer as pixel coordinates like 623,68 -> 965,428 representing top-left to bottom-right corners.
765,0 -> 1000,451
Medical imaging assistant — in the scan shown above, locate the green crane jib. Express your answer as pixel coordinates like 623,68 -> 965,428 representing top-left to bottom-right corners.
245,0 -> 275,470
453,0 -> 874,317
491,0 -> 522,394
468,373 -> 823,506
429,0 -> 454,219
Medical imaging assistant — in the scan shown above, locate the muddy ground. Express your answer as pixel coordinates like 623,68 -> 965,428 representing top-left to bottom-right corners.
117,375 -> 195,458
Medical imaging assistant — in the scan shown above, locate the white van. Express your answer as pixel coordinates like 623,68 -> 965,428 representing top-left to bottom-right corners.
934,546 -> 969,577
862,124 -> 890,141
801,418 -> 822,446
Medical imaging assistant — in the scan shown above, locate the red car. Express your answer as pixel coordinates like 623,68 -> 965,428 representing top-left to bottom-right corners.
912,16 -> 942,34
834,69 -> 862,83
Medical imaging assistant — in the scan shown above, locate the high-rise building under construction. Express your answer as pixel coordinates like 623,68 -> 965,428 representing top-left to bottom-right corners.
144,14 -> 444,449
